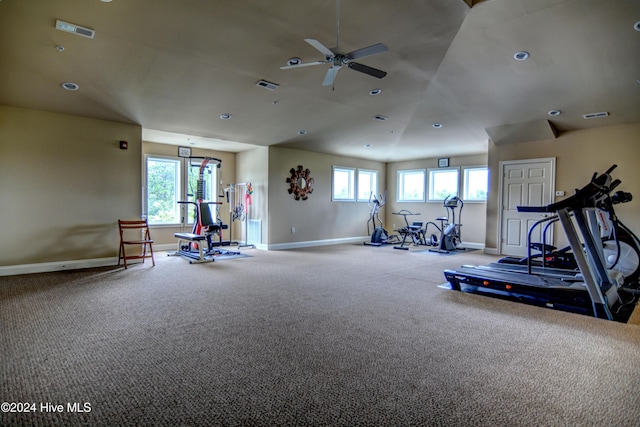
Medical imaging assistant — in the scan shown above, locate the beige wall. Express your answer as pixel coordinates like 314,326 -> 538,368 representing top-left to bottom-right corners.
141,141 -> 236,246
386,153 -> 489,247
268,146 -> 386,246
0,106 -> 141,265
486,123 -> 640,253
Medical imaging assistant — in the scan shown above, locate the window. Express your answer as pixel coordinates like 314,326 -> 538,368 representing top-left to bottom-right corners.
397,169 -> 425,202
145,155 -> 220,226
357,169 -> 378,202
463,166 -> 488,201
428,168 -> 459,201
146,156 -> 181,225
332,167 -> 356,201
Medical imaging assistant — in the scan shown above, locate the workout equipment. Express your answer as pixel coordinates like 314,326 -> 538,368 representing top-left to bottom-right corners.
393,210 -> 425,250
170,156 -> 240,264
364,193 -> 398,246
429,196 -> 465,253
224,182 -> 256,249
444,165 -> 637,321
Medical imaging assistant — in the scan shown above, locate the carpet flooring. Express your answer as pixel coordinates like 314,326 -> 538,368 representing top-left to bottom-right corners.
1,244 -> 640,426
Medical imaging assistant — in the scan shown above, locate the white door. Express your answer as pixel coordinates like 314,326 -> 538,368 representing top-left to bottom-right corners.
500,159 -> 555,257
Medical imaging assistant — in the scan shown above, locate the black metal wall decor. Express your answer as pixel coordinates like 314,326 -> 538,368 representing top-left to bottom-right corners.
286,165 -> 314,200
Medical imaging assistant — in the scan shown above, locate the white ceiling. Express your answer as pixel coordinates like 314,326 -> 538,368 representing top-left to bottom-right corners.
1,0 -> 639,161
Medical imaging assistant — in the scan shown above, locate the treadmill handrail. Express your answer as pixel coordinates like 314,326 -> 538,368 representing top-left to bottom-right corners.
517,165 -> 617,213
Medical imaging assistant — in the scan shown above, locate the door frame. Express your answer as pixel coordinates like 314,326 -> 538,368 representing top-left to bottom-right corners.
497,157 -> 556,256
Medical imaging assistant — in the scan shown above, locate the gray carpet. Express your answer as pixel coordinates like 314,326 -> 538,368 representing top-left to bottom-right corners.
1,244 -> 640,426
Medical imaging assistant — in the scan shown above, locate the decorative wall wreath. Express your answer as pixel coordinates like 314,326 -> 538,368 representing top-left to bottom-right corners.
286,165 -> 314,200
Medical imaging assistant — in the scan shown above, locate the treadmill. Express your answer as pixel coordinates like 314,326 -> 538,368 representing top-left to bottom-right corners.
444,166 -> 625,320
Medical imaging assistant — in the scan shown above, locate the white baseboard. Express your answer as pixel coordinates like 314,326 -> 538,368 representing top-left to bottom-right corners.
483,247 -> 499,255
268,236 -> 367,250
0,257 -> 118,277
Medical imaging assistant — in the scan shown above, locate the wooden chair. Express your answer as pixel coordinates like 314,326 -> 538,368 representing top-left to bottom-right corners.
118,219 -> 155,269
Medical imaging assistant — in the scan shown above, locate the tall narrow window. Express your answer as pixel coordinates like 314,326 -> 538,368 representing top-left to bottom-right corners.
463,166 -> 488,201
428,168 -> 459,201
332,166 -> 356,201
357,169 -> 378,202
146,156 -> 181,225
397,169 -> 425,202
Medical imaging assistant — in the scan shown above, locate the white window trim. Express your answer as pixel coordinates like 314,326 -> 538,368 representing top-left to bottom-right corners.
427,167 -> 460,202
332,166 -> 356,202
462,165 -> 488,203
397,169 -> 426,202
144,154 -> 182,226
357,168 -> 378,203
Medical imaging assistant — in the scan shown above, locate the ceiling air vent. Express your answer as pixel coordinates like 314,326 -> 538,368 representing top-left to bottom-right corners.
582,111 -> 609,119
256,80 -> 279,91
55,20 -> 95,39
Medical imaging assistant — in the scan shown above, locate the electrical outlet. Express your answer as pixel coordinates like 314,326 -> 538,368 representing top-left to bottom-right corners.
555,190 -> 565,197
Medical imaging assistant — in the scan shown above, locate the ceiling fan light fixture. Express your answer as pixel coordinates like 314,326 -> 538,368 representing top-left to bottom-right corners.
548,109 -> 561,116
219,113 -> 232,120
514,51 -> 530,61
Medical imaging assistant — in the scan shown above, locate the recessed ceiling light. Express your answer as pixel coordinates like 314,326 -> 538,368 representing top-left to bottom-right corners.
372,114 -> 387,121
432,123 -> 442,128
287,57 -> 301,66
298,129 -> 307,135
369,88 -> 382,96
56,45 -> 65,52
634,21 -> 640,31
61,82 -> 79,91
514,51 -> 530,61
364,144 -> 372,148
548,110 -> 561,116
219,113 -> 231,120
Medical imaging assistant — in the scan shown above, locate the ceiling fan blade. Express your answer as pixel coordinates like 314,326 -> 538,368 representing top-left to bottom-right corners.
322,65 -> 342,86
347,62 -> 387,79
304,38 -> 335,58
280,61 -> 326,70
346,43 -> 388,60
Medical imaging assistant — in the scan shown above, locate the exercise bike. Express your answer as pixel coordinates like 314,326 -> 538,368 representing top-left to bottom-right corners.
429,195 -> 465,253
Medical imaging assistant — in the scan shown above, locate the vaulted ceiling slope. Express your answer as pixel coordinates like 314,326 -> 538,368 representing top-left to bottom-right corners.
1,0 -> 638,162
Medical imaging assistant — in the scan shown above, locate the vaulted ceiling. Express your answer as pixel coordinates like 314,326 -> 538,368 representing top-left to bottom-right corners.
1,0 -> 638,161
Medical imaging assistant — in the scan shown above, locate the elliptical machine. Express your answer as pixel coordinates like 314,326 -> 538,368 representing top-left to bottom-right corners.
365,192 -> 398,246
429,195 -> 464,253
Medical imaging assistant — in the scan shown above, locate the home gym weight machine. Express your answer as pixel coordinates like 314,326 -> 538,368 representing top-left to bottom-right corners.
170,156 -> 239,264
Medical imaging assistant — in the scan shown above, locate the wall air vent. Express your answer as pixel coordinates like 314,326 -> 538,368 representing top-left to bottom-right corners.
256,80 -> 279,91
56,20 -> 95,39
582,111 -> 609,119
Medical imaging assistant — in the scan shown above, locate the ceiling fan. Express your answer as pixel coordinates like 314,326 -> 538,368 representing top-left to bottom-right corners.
280,0 -> 389,87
